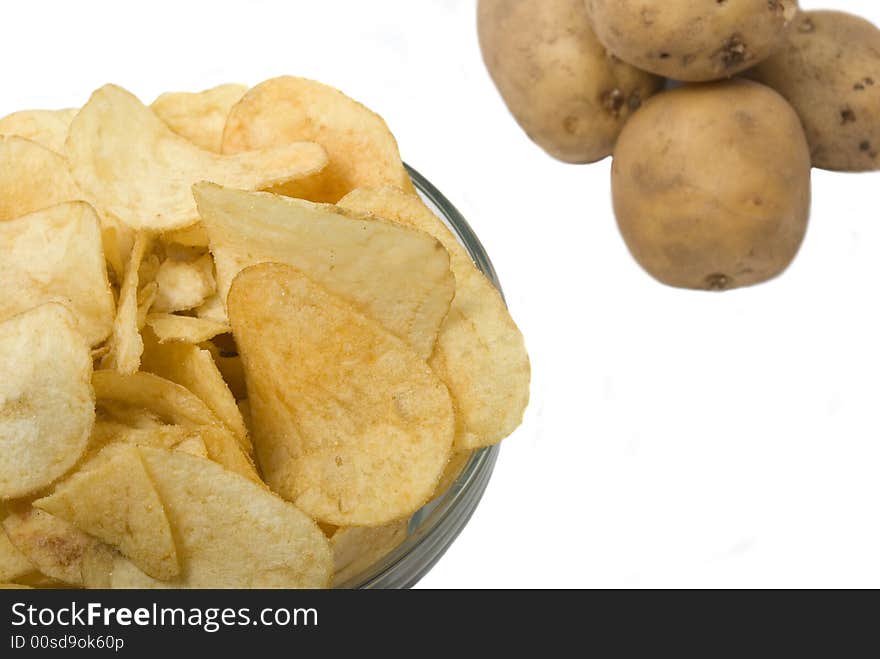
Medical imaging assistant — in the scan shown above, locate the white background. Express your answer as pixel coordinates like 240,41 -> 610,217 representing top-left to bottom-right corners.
3,0 -> 879,588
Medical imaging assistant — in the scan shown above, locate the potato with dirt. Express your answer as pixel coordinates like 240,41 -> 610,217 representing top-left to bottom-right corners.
585,0 -> 799,82
612,79 -> 811,291
478,0 -> 663,164
746,11 -> 880,172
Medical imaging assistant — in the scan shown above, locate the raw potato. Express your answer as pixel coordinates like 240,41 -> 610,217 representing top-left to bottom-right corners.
0,108 -> 77,154
477,0 -> 663,163
0,303 -> 94,499
109,447 -> 332,589
612,79 -> 811,291
66,84 -> 329,232
746,11 -> 880,172
222,76 -> 413,203
152,83 -> 247,153
339,188 -> 530,449
0,136 -> 81,222
0,201 -> 115,347
229,263 -> 455,527
585,0 -> 798,82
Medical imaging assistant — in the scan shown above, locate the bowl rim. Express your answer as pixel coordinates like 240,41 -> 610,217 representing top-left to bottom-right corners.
338,164 -> 503,589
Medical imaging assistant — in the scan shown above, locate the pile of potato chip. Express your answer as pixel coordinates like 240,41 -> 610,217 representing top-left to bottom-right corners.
0,77 -> 530,588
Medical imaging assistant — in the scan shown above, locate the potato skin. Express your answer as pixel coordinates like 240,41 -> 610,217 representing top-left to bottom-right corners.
585,0 -> 798,82
478,0 -> 663,164
745,11 -> 880,172
612,80 -> 811,291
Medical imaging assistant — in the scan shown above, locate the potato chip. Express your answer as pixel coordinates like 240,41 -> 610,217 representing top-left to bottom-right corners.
0,303 -> 94,499
80,543 -> 115,588
164,223 -> 210,249
101,232 -> 152,374
66,84 -> 328,232
433,450 -> 474,498
222,76 -> 413,203
194,184 -> 454,358
339,188 -> 530,449
34,443 -> 179,581
0,202 -> 115,346
331,521 -> 408,587
195,293 -> 228,324
109,447 -> 331,588
145,313 -> 229,344
152,84 -> 247,153
0,108 -> 77,154
0,526 -> 35,583
141,328 -> 249,451
173,435 -> 208,458
152,253 -> 216,313
2,506 -> 94,585
137,281 -> 158,329
229,263 -> 454,526
0,135 -> 81,222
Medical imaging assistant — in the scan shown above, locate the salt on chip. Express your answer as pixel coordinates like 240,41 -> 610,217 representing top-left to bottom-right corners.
229,263 -> 454,526
2,506 -> 94,586
0,201 -> 115,346
0,108 -> 77,154
145,313 -> 229,344
101,231 -> 153,374
141,328 -> 250,451
339,188 -> 530,449
194,183 -> 454,359
34,443 -> 179,581
0,303 -> 94,499
108,447 -> 331,589
66,84 -> 328,232
152,83 -> 247,153
330,521 -> 408,587
222,76 -> 413,203
0,135 -> 80,222
152,253 -> 216,313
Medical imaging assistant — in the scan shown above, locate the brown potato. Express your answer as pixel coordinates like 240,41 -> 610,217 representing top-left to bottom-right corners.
612,79 -> 811,291
585,0 -> 798,82
746,11 -> 880,172
478,0 -> 663,164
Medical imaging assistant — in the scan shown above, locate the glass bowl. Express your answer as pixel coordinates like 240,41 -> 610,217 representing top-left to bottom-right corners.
337,164 -> 503,589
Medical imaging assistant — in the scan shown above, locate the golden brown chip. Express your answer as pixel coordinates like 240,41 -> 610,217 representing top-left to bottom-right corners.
164,224 -> 211,249
0,201 -> 115,346
0,303 -> 94,499
194,293 -> 227,324
152,253 -> 216,313
80,543 -> 115,588
339,188 -> 530,449
0,108 -> 77,154
100,231 -> 153,374
2,506 -> 94,586
173,435 -> 208,458
0,135 -> 81,222
194,183 -> 454,359
229,263 -> 454,526
0,525 -> 36,583
203,340 -> 248,400
222,76 -> 413,203
109,447 -> 331,588
34,443 -> 179,581
152,84 -> 247,153
145,313 -> 230,344
141,328 -> 250,451
433,450 -> 474,499
330,521 -> 409,587
66,84 -> 328,232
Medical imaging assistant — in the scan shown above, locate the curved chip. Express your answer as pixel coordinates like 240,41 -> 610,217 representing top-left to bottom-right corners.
0,135 -> 81,222
0,526 -> 36,583
145,313 -> 230,344
109,447 -> 331,589
152,84 -> 247,153
229,263 -> 454,526
66,84 -> 328,232
331,521 -> 408,587
0,201 -> 115,347
0,108 -> 77,154
339,188 -> 530,449
34,444 -> 179,581
222,76 -> 413,203
0,303 -> 94,499
194,183 -> 454,359
152,253 -> 216,313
